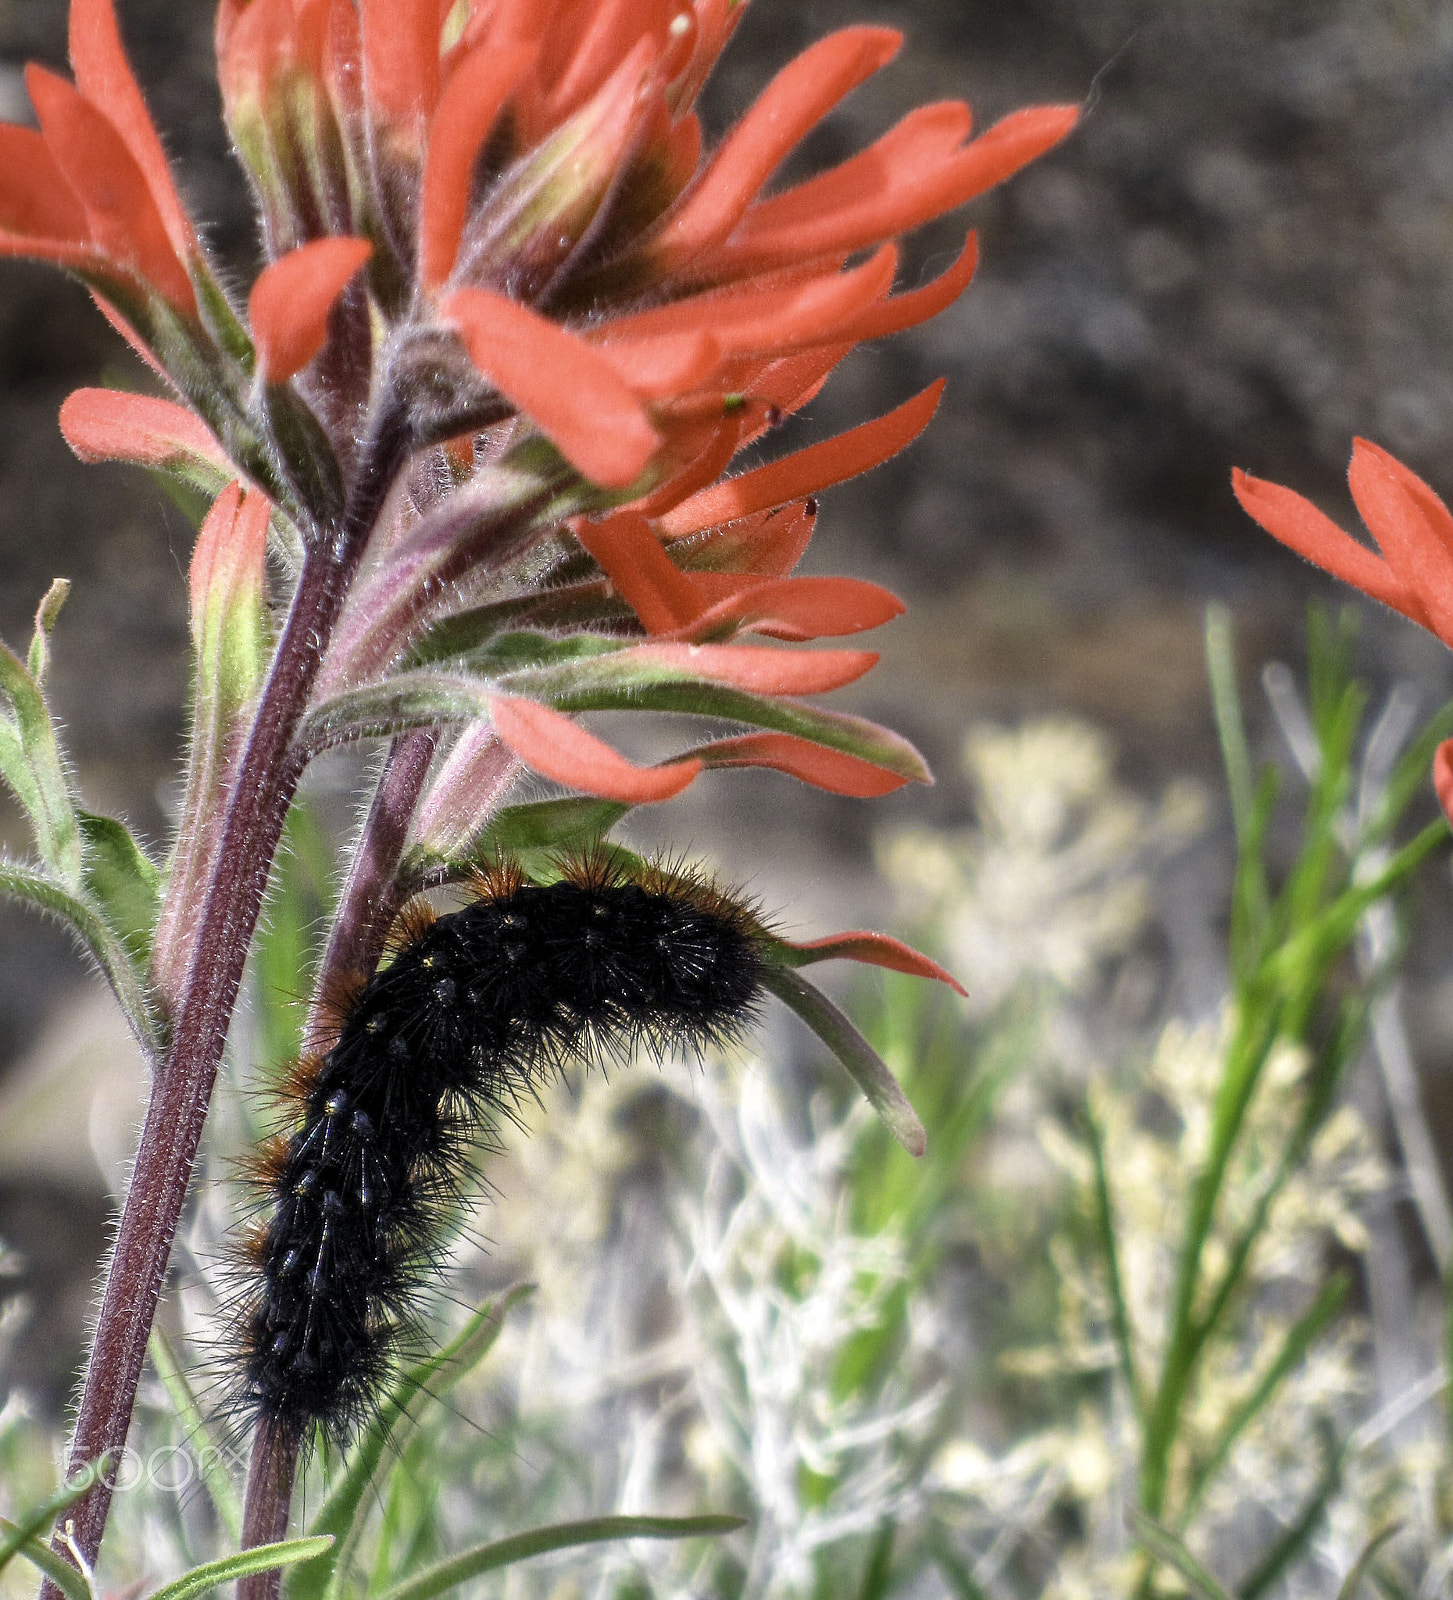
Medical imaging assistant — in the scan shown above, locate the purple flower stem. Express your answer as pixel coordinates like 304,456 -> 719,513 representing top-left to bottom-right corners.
42,401 -> 409,1599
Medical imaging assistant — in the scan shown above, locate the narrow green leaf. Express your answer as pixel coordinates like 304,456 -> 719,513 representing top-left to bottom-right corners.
28,578 -> 70,685
1183,1274 -> 1349,1524
1083,1103 -> 1144,1423
410,584 -> 627,665
0,856 -> 159,1057
0,1522 -> 92,1600
145,1536 -> 333,1600
927,1529 -> 990,1600
1335,1526 -> 1403,1600
1206,604 -> 1255,846
856,1519 -> 896,1600
301,1287 -> 532,1600
1237,1424 -> 1341,1600
369,1514 -> 745,1600
1128,1510 -> 1235,1600
79,811 -> 162,966
761,966 -> 925,1156
294,669 -> 930,787
0,1459 -> 106,1581
0,639 -> 81,884
147,1329 -> 243,1543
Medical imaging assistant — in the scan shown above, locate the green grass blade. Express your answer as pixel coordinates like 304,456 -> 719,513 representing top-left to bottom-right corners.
0,1457 -> 107,1581
1206,604 -> 1254,846
1083,1102 -> 1143,1424
1183,1273 -> 1349,1523
855,1520 -> 895,1600
144,1537 -> 333,1600
1128,1510 -> 1235,1600
368,1514 -> 745,1600
298,1285 -> 532,1600
1237,1427 -> 1341,1600
926,1529 -> 990,1600
0,1521 -> 92,1600
1335,1525 -> 1403,1600
148,1329 -> 243,1543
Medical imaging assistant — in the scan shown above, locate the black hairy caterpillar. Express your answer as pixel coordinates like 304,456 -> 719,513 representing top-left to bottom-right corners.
234,851 -> 769,1449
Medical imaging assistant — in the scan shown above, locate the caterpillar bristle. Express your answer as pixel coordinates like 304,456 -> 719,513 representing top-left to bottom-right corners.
230,850 -> 773,1451
310,972 -> 368,1051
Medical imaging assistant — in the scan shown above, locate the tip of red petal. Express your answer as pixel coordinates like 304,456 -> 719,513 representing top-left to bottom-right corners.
1435,740 -> 1453,829
782,931 -> 966,995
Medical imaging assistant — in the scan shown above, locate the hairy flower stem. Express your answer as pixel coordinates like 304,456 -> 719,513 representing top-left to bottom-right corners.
43,402 -> 409,1598
306,728 -> 440,1051
238,727 -> 441,1599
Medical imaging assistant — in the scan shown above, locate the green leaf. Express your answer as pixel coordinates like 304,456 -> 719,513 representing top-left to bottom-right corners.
856,1520 -> 896,1600
0,856 -> 159,1056
1237,1423 -> 1341,1599
300,1287 -> 532,1600
147,1329 -> 243,1543
145,1537 -> 333,1600
0,638 -> 81,885
78,811 -> 162,967
0,1458 -> 107,1584
295,666 -> 930,787
1129,1511 -> 1234,1600
1083,1102 -> 1144,1424
368,1515 -> 745,1600
410,584 -> 627,665
1183,1274 -> 1349,1525
1205,604 -> 1254,846
760,966 -> 925,1156
1335,1526 -> 1403,1600
28,578 -> 70,685
0,1522 -> 92,1600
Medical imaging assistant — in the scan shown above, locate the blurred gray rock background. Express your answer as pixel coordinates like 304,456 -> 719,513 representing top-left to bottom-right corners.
5,0 -> 1453,1405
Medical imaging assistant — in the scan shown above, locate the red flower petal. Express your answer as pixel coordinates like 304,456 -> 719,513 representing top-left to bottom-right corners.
603,246 -> 895,359
837,231 -> 979,344
575,510 -> 702,633
680,576 -> 904,641
626,640 -> 877,695
443,286 -> 661,488
660,381 -> 943,536
1435,739 -> 1453,830
668,501 -> 817,580
632,417 -> 744,518
249,236 -> 372,381
596,330 -> 722,399
217,0 -> 331,114
361,0 -> 439,122
26,63 -> 195,310
654,26 -> 902,268
694,732 -> 909,796
725,103 -> 1078,272
786,931 -> 966,994
419,42 -> 534,290
0,125 -> 89,253
544,0 -> 661,123
59,387 -> 229,474
1348,439 -> 1453,640
1231,467 -> 1420,624
733,101 -> 972,246
188,479 -> 270,638
489,692 -> 702,802
69,0 -> 197,266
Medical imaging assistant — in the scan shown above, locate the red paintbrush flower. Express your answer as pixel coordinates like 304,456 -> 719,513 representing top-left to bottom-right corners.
2,3 -> 1082,1578
1234,440 -> 1453,820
